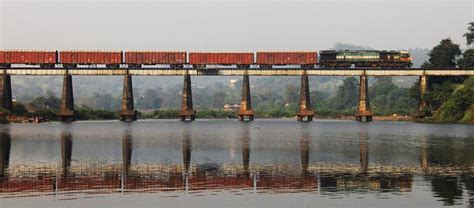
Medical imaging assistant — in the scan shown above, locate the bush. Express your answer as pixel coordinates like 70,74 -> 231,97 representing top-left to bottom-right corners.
76,107 -> 118,120
433,78 -> 474,123
12,102 -> 28,116
147,109 -> 180,119
30,109 -> 57,120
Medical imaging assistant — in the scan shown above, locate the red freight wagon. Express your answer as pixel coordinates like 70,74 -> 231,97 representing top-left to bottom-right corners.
0,50 -> 57,68
60,51 -> 122,68
256,52 -> 318,69
124,51 -> 186,68
189,52 -> 254,69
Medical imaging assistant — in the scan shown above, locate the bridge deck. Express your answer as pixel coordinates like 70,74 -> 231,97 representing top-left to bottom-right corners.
1,67 -> 473,76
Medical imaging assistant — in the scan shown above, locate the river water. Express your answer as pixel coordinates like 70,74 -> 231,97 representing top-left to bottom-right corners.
0,119 -> 473,207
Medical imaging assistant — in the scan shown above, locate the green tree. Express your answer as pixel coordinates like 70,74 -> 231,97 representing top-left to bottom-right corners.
28,91 -> 60,111
464,22 -> 474,46
433,77 -> 474,123
212,91 -> 227,109
92,93 -> 117,110
310,90 -> 330,109
11,102 -> 28,115
427,39 -> 461,69
459,49 -> 474,69
333,77 -> 359,110
420,38 -> 465,111
138,89 -> 162,109
253,90 -> 283,112
369,77 -> 416,115
284,84 -> 298,105
424,81 -> 456,112
160,85 -> 181,108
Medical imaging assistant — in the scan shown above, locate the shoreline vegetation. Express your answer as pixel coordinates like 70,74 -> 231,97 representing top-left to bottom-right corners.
1,108 -> 471,124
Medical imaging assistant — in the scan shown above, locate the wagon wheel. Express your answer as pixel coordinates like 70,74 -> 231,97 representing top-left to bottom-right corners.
0,64 -> 11,69
259,65 -> 272,70
64,64 -> 77,69
302,64 -> 314,70
239,65 -> 250,70
171,64 -> 184,69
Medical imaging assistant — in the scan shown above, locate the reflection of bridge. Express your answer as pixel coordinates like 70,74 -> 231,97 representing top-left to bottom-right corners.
1,127 -> 472,197
0,68 -> 472,121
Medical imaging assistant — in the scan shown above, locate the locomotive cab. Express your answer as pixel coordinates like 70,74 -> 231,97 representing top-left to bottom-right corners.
399,51 -> 413,68
400,51 -> 412,62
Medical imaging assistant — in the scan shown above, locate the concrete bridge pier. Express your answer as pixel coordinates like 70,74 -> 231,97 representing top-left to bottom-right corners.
58,71 -> 77,122
355,75 -> 373,122
413,75 -> 430,119
119,74 -> 137,121
238,73 -> 254,121
0,70 -> 12,111
180,72 -> 196,121
297,71 -> 315,121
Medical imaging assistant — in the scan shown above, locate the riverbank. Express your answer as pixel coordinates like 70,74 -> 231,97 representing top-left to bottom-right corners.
3,108 -> 472,124
3,113 -> 414,123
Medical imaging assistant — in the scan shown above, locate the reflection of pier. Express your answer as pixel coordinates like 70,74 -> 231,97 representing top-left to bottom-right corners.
0,130 -> 11,178
0,132 -> 12,179
122,130 -> 132,175
242,125 -> 250,177
360,131 -> 368,174
300,128 -> 310,175
61,131 -> 72,176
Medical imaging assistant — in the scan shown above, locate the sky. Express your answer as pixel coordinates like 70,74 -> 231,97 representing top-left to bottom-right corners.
0,0 -> 473,51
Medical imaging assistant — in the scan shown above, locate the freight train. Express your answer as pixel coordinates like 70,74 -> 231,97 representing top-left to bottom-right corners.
0,50 -> 412,69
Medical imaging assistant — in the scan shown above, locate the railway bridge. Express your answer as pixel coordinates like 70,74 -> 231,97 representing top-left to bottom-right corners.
0,67 -> 473,122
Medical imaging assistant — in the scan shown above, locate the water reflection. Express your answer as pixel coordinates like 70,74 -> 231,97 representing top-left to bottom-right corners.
462,175 -> 474,206
0,128 -> 11,178
242,125 -> 250,177
61,130 -> 72,177
359,130 -> 368,175
319,128 -> 412,194
420,135 -> 428,172
122,129 -> 132,176
182,128 -> 191,176
0,121 -> 473,207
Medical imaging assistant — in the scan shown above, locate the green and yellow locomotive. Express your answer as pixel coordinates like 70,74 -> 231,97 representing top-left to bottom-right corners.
319,50 -> 412,69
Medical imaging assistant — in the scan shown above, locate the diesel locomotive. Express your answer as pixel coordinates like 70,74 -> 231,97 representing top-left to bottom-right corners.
319,50 -> 412,69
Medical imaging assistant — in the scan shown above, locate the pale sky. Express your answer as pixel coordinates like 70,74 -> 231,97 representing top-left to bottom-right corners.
1,0 -> 473,51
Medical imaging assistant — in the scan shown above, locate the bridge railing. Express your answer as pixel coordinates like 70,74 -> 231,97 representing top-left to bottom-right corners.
1,67 -> 473,76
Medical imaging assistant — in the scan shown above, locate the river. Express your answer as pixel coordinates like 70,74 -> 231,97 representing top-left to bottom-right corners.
1,119 -> 473,207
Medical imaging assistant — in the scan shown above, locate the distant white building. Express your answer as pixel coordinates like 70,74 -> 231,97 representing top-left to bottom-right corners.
229,79 -> 238,87
223,103 -> 241,112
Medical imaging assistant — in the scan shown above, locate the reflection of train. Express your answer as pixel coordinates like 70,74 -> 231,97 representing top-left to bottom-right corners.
0,50 -> 412,69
